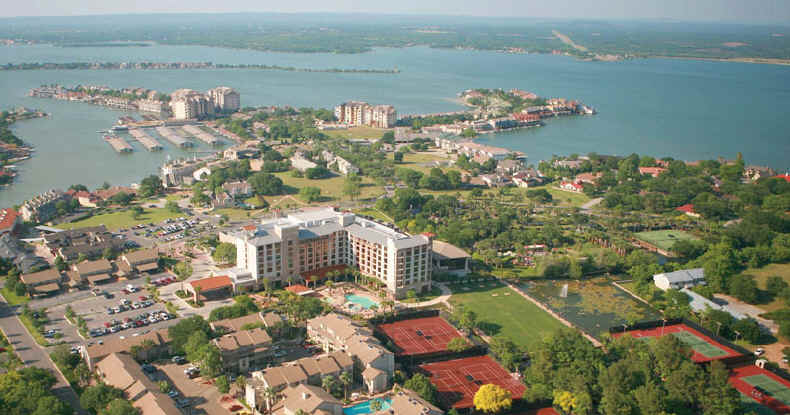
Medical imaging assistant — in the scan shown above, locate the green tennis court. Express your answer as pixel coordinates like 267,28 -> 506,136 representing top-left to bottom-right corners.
634,230 -> 698,251
671,331 -> 729,358
739,392 -> 776,415
742,375 -> 790,406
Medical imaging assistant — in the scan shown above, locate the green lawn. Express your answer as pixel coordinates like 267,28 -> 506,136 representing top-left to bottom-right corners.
543,186 -> 591,208
400,286 -> 443,303
18,314 -> 50,346
354,208 -> 394,224
213,208 -> 266,221
448,283 -> 565,349
739,263 -> 790,313
274,172 -> 385,202
56,208 -> 183,231
633,230 -> 698,251
0,286 -> 29,306
324,126 -> 391,140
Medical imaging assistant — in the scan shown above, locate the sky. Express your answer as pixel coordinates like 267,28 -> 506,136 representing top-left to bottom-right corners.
4,0 -> 790,24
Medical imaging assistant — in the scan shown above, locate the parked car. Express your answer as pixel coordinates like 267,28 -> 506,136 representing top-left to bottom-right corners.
755,348 -> 766,356
171,356 -> 187,364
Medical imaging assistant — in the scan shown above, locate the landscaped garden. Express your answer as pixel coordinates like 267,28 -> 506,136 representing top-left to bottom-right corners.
447,280 -> 566,349
522,278 -> 662,339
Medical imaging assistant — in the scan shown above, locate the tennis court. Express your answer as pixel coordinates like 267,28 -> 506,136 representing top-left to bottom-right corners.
634,230 -> 698,251
378,316 -> 463,356
670,330 -> 729,359
613,323 -> 741,362
730,364 -> 790,414
419,355 -> 526,409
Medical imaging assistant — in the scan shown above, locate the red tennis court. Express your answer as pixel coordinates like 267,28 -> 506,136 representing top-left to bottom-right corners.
612,323 -> 741,362
419,355 -> 526,409
730,364 -> 790,414
378,316 -> 463,356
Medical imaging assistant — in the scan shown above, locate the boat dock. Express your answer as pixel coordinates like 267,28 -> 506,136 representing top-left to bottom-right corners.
181,124 -> 221,145
128,128 -> 163,151
104,135 -> 133,153
155,127 -> 193,148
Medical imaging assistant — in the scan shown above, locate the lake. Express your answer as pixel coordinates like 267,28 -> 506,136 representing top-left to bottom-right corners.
1,44 -> 789,206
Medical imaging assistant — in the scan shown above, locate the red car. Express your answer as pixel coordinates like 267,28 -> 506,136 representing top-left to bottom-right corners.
139,296 -> 148,301
121,289 -> 130,295
104,322 -> 112,328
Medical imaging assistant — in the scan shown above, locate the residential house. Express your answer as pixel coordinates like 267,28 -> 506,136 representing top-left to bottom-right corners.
638,167 -> 667,178
575,172 -> 602,185
72,258 -> 113,286
744,165 -> 776,181
675,204 -> 701,218
210,312 -> 266,334
94,352 -> 181,415
0,208 -> 21,236
84,329 -> 170,369
20,189 -> 69,222
653,268 -> 705,291
213,328 -> 273,374
44,225 -> 123,261
223,181 -> 252,198
553,159 -> 584,169
559,181 -> 584,193
66,190 -> 100,208
496,159 -> 524,175
273,384 -> 343,415
20,268 -> 62,296
213,191 -> 234,208
375,388 -> 444,415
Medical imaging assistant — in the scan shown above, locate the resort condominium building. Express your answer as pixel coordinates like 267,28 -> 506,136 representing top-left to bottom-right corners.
334,101 -> 396,128
230,208 -> 431,298
207,86 -> 241,112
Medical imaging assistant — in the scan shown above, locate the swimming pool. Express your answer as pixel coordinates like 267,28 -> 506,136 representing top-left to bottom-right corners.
345,294 -> 380,310
343,398 -> 392,415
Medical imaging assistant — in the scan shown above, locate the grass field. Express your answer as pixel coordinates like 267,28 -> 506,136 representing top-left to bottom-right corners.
212,208 -> 266,221
0,286 -> 29,306
324,126 -> 390,140
634,229 -> 698,251
274,172 -> 384,202
448,282 -> 565,349
56,208 -> 183,231
738,263 -> 790,313
354,208 -> 394,223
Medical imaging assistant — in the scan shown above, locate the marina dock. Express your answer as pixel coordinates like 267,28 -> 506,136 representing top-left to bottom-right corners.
128,128 -> 163,151
104,135 -> 133,153
155,126 -> 193,148
181,124 -> 220,145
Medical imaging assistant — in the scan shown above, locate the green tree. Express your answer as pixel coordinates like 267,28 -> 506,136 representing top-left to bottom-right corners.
212,243 -> 237,264
139,175 -> 164,198
165,200 -> 181,214
249,172 -> 285,196
216,375 -> 230,394
403,373 -> 438,405
342,174 -> 362,200
168,316 -> 212,354
447,337 -> 470,352
299,186 -> 322,203
101,398 -> 138,415
80,384 -> 124,414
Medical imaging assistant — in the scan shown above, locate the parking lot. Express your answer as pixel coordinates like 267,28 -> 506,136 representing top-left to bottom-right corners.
117,216 -> 218,248
43,279 -> 184,346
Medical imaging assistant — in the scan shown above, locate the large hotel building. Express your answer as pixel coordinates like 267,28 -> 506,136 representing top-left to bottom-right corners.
226,208 -> 431,298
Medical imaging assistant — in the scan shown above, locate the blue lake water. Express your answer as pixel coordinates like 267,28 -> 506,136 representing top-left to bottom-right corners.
0,44 -> 789,205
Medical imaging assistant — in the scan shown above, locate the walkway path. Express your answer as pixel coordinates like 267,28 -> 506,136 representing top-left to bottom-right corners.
0,291 -> 86,414
400,283 -> 452,309
581,197 -> 603,210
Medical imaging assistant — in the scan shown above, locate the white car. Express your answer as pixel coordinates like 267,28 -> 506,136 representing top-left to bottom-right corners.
755,348 -> 766,356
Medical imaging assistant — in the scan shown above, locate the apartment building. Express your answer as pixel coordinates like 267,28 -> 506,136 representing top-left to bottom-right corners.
230,207 -> 431,298
306,313 -> 393,393
213,328 -> 273,374
380,389 -> 444,415
95,353 -> 181,415
169,89 -> 214,120
208,86 -> 241,112
334,101 -> 397,128
322,151 -> 359,176
136,99 -> 168,114
20,189 -> 69,222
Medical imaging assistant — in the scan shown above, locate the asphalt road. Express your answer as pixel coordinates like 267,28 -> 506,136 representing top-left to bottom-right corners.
0,291 -> 87,414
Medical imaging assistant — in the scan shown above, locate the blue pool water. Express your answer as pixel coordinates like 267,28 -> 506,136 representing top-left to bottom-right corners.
343,398 -> 392,415
345,294 -> 380,310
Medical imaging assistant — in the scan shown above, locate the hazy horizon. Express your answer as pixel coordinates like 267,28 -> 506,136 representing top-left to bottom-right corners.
3,0 -> 790,25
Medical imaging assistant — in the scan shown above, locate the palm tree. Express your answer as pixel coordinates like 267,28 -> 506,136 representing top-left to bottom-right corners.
370,399 -> 383,412
339,371 -> 352,400
321,375 -> 337,395
326,280 -> 334,293
263,386 -> 276,414
235,375 -> 246,400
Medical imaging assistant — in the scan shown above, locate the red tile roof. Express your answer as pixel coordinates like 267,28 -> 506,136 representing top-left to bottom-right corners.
675,204 -> 696,214
285,284 -> 311,294
189,275 -> 233,292
638,167 -> 667,177
774,174 -> 790,183
0,208 -> 20,231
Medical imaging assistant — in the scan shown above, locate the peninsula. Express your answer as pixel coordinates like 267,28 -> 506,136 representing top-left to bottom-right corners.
0,107 -> 46,185
2,61 -> 400,74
